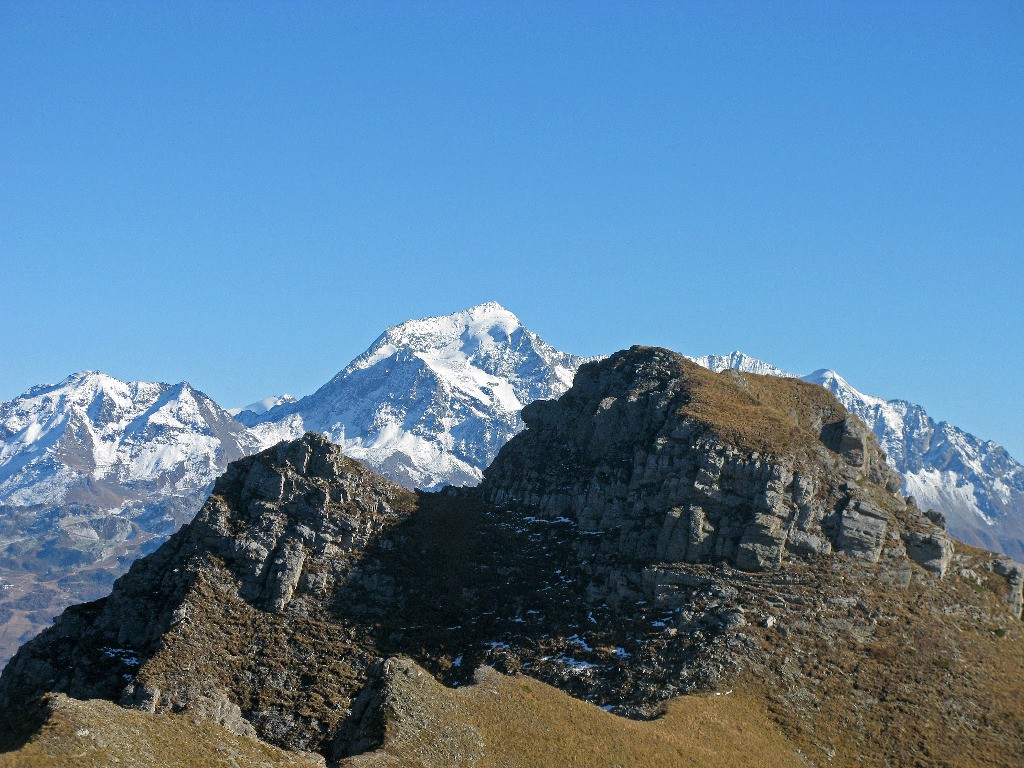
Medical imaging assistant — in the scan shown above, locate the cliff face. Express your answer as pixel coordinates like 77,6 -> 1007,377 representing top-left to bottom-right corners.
481,348 -> 951,596
2,348 -> 1023,767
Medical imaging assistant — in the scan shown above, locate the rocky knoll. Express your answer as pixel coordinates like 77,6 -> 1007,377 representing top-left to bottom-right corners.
1,349 -> 1023,766
0,435 -> 418,758
483,347 -> 938,580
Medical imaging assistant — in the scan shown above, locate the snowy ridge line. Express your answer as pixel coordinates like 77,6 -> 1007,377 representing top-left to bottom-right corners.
1,309 -> 1022,562
0,371 -> 259,507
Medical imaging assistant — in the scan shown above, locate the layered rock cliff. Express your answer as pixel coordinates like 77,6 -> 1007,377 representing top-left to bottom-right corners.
481,348 -> 953,595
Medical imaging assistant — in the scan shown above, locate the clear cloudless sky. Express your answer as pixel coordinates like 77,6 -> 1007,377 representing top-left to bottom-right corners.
1,2 -> 1022,457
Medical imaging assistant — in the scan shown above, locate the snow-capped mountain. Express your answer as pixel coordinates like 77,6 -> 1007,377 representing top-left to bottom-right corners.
230,394 -> 297,421
803,368 -> 1024,558
689,353 -> 1024,559
246,302 -> 588,489
686,351 -> 795,378
0,371 -> 259,507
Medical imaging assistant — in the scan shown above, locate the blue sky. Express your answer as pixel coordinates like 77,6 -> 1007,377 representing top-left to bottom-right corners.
1,2 -> 1022,457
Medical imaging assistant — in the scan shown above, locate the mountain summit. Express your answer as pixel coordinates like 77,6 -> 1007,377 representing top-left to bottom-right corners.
246,302 -> 589,489
0,371 -> 256,508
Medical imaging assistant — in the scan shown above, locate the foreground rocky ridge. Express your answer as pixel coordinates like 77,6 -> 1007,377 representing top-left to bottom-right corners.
1,349 -> 1023,766
482,347 -> 916,580
0,304 -> 586,667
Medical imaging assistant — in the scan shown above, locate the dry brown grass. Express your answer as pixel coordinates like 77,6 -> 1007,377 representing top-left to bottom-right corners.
345,662 -> 803,768
745,552 -> 1024,767
0,694 -> 323,768
621,349 -> 846,455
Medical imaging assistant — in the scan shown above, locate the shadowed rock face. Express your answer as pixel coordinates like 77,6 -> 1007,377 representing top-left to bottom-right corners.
1,349 -> 1022,767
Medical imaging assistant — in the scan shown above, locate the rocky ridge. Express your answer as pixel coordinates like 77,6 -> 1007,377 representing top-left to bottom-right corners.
2,348 -> 1023,766
4,307 -> 1024,676
0,372 -> 261,665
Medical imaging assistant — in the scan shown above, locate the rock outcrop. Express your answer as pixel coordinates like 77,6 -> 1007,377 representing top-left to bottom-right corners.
0,434 -> 417,756
994,557 -> 1024,619
479,348 -> 937,606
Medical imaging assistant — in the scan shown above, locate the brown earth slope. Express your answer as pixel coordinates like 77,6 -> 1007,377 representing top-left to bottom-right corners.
0,693 -> 324,768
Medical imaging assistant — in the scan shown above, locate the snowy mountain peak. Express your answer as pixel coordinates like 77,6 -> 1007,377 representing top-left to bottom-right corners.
806,368 -> 897,411
229,394 -> 297,419
344,302 -> 527,376
388,301 -> 520,339
249,303 -> 589,490
685,351 -> 795,378
0,372 -> 257,507
804,368 -> 851,390
52,370 -> 157,400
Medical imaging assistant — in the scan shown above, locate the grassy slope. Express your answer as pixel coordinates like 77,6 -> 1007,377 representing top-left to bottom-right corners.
0,666 -> 803,768
345,662 -> 803,768
743,546 -> 1024,767
0,694 -> 324,768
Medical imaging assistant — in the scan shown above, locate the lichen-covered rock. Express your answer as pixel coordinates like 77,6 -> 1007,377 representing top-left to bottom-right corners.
836,502 -> 889,563
994,558 -> 1024,619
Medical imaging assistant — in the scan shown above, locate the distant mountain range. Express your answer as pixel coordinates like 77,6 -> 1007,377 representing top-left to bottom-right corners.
1,302 -> 1022,665
0,372 -> 259,509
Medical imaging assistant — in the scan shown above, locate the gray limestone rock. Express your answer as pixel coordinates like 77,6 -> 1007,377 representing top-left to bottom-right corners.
0,433 -> 418,754
994,558 -> 1024,620
479,347 -> 928,597
836,503 -> 888,563
264,539 -> 307,612
735,513 -> 787,572
904,530 -> 954,578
